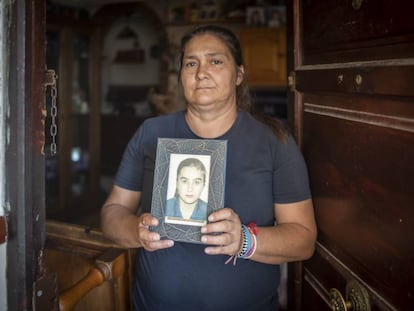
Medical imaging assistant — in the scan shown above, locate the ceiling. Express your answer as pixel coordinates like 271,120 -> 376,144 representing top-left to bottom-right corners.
50,0 -> 152,9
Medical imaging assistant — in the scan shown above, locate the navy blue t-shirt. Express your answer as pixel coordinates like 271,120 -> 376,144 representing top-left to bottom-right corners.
115,111 -> 311,311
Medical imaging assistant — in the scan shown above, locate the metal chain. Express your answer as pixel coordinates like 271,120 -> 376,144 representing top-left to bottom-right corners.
45,70 -> 58,155
50,81 -> 58,155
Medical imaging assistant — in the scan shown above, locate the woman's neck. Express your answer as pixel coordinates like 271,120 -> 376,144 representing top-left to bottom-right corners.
185,105 -> 238,138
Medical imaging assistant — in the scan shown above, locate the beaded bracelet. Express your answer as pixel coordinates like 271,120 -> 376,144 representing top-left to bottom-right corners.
237,224 -> 253,258
245,233 -> 257,259
225,223 -> 258,265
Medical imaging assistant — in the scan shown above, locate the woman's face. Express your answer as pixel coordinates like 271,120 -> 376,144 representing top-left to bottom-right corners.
180,33 -> 243,112
176,166 -> 205,205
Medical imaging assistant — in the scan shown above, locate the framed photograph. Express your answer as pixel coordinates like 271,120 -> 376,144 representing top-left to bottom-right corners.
150,138 -> 227,244
246,6 -> 266,27
267,6 -> 286,28
199,0 -> 218,21
166,2 -> 188,24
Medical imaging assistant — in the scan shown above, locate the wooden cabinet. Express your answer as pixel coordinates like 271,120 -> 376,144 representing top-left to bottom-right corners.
291,0 -> 414,310
239,28 -> 287,87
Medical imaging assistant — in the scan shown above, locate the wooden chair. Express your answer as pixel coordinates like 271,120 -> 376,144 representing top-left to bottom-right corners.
44,220 -> 133,311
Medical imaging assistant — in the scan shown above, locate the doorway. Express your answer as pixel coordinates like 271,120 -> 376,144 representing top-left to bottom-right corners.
45,1 -> 166,228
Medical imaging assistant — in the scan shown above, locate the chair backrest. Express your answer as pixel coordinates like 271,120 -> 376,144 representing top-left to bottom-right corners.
44,220 -> 132,311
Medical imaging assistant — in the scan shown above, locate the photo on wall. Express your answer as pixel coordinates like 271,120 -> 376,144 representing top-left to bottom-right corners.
246,6 -> 266,27
267,5 -> 286,28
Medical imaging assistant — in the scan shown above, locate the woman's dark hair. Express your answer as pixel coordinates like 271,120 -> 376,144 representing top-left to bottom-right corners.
176,158 -> 206,184
178,24 -> 288,142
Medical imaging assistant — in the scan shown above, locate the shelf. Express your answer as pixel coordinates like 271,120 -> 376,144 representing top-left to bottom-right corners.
165,17 -> 245,27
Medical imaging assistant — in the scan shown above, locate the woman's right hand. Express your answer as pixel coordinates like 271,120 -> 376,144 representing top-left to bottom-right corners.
137,213 -> 174,251
101,186 -> 174,250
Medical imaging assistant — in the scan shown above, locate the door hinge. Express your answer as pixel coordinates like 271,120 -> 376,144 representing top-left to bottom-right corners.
34,272 -> 59,311
34,249 -> 59,311
288,71 -> 296,92
0,215 -> 7,244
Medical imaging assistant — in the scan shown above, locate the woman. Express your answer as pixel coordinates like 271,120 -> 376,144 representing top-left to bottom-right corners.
101,25 -> 316,311
165,157 -> 208,224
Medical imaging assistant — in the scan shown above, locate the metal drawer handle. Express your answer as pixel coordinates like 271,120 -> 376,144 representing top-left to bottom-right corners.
330,279 -> 371,311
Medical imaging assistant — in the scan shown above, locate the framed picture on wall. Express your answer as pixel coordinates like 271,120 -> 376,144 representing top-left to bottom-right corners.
166,2 -> 188,23
267,6 -> 286,28
150,138 -> 227,244
246,6 -> 266,27
199,0 -> 218,21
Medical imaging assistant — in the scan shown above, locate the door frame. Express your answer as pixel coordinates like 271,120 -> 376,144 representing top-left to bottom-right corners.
285,0 -> 305,310
5,0 -> 46,309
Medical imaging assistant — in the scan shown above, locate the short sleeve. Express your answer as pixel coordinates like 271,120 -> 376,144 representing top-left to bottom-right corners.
273,135 -> 312,203
114,126 -> 145,191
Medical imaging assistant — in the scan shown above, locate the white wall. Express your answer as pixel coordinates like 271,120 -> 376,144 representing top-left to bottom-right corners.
103,19 -> 161,86
101,12 -> 162,114
0,1 -> 8,310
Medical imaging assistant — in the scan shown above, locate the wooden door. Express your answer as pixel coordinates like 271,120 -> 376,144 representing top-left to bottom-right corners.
289,0 -> 414,310
3,1 -> 130,310
5,1 -> 47,309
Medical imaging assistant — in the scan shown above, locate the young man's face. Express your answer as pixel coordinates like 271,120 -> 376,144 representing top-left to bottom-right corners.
176,166 -> 205,205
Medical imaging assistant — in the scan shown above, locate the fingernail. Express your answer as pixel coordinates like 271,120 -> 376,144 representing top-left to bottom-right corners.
201,236 -> 208,243
201,227 -> 206,233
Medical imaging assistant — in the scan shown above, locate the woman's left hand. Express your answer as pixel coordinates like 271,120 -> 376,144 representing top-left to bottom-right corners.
201,207 -> 242,256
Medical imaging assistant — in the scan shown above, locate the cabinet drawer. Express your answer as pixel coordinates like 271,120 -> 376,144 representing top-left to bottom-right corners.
301,0 -> 414,64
